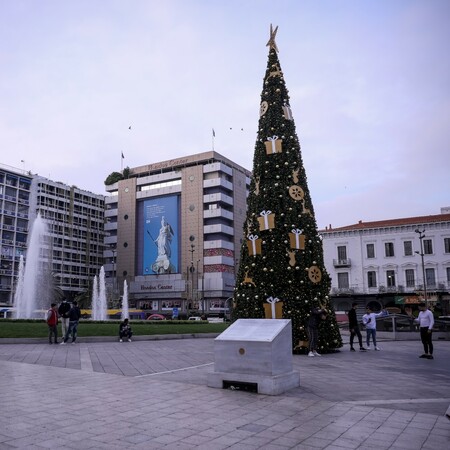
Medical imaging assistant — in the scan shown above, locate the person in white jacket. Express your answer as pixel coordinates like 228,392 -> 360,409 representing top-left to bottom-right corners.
415,302 -> 435,359
362,306 -> 386,351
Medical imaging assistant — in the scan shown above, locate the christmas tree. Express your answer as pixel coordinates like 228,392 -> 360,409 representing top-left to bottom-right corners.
232,25 -> 343,353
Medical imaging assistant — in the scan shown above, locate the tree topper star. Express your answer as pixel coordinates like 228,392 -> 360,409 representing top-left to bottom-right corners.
266,24 -> 279,53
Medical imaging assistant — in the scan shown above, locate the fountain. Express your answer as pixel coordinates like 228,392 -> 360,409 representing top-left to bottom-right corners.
13,214 -> 48,319
92,267 -> 107,320
121,280 -> 129,320
92,275 -> 99,319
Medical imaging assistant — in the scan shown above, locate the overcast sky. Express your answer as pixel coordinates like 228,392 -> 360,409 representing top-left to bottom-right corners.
1,0 -> 449,229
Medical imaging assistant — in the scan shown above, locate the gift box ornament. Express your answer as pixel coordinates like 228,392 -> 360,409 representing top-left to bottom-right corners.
264,135 -> 283,154
247,234 -> 262,256
263,297 -> 284,319
282,103 -> 293,120
289,229 -> 305,250
257,210 -> 275,231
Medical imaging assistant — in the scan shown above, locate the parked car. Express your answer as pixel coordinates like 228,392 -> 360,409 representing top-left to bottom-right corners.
146,314 -> 166,320
188,316 -> 201,321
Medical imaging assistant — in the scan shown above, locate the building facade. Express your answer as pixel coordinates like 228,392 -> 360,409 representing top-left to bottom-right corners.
321,210 -> 450,314
104,151 -> 251,315
33,176 -> 105,300
0,164 -> 32,303
0,162 -> 105,305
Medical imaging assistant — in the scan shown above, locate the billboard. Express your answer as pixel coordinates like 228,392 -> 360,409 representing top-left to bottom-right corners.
139,195 -> 179,275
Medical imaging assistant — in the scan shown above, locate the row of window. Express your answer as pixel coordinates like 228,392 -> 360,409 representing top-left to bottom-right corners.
337,238 -> 450,260
337,267 -> 450,289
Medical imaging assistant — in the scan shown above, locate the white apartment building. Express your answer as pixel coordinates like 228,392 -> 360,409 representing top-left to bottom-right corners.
0,162 -> 105,305
321,210 -> 450,314
0,165 -> 32,303
33,176 -> 105,300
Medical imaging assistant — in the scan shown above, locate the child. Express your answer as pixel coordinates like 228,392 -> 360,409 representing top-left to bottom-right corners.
362,306 -> 386,351
119,318 -> 133,342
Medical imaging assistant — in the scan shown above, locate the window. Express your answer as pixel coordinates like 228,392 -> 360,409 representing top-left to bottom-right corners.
337,246 -> 347,260
445,238 -> 450,254
367,271 -> 377,288
337,273 -> 349,289
403,241 -> 413,256
447,267 -> 450,284
385,242 -> 395,257
423,239 -> 433,255
425,268 -> 436,288
386,270 -> 396,287
405,269 -> 415,288
366,243 -> 375,258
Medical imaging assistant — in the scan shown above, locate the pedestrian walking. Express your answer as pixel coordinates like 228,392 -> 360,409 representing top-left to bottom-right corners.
348,302 -> 367,351
46,303 -> 59,344
415,302 -> 434,359
119,318 -> 133,342
58,298 -> 70,339
362,306 -> 386,351
307,306 -> 327,357
61,301 -> 81,344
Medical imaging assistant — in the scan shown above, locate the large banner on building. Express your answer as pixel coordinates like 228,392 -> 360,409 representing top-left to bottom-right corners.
141,196 -> 179,274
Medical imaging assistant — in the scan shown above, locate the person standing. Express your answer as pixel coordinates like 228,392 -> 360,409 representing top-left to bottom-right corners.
119,318 -> 133,342
46,303 -> 59,344
415,302 -> 434,359
362,306 -> 385,351
61,300 -> 81,344
58,298 -> 70,339
348,302 -> 367,352
307,306 -> 326,357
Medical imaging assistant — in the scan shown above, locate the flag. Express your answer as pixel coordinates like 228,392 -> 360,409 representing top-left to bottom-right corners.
212,128 -> 215,137
121,152 -> 124,159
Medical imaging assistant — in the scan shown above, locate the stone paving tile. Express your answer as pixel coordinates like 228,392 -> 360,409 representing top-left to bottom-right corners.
0,339 -> 449,449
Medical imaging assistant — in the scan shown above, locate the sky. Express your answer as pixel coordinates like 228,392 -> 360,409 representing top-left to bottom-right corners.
1,0 -> 449,229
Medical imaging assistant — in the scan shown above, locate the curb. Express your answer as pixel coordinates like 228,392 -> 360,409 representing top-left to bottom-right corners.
0,333 -> 221,345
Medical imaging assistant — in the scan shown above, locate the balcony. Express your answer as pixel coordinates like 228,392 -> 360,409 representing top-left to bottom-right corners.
203,193 -> 233,206
333,258 -> 351,267
203,208 -> 233,221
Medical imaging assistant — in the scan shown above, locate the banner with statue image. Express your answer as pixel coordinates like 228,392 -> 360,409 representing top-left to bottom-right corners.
142,195 -> 179,274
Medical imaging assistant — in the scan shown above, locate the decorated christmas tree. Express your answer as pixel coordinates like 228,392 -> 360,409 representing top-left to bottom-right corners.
233,26 -> 343,353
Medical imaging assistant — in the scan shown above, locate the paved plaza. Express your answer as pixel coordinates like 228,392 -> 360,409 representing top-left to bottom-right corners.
0,335 -> 449,449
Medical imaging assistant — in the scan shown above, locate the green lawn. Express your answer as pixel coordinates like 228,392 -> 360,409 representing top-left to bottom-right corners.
0,319 -> 229,339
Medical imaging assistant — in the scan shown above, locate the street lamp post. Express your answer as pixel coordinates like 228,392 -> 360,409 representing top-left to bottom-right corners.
415,229 -> 427,307
188,244 -> 195,313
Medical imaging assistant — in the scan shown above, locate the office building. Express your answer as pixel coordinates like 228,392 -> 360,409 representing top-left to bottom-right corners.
104,151 -> 251,315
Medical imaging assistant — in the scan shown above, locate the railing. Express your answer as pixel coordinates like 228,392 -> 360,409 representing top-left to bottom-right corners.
333,258 -> 351,267
375,314 -> 450,340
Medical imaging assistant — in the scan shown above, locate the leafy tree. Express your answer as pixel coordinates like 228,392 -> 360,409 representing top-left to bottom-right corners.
233,26 -> 342,353
104,171 -> 124,185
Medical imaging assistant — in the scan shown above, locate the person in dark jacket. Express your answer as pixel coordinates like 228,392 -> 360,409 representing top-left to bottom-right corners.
307,306 -> 327,357
348,302 -> 367,352
119,318 -> 133,342
58,298 -> 71,339
61,301 -> 81,344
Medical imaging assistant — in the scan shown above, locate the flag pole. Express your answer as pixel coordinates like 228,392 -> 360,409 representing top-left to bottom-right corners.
212,128 -> 215,151
121,152 -> 124,172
